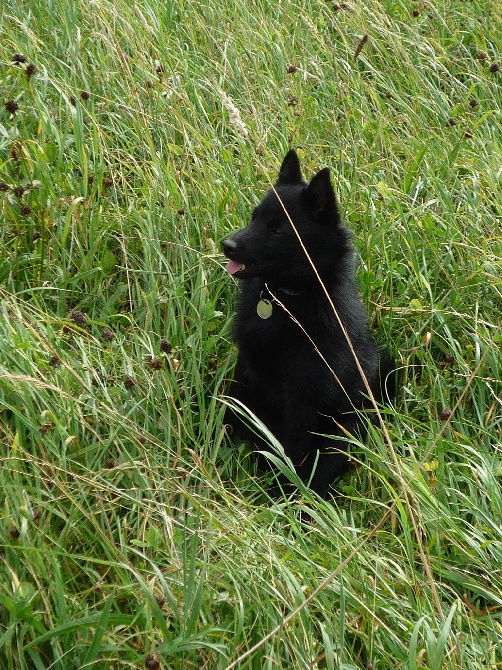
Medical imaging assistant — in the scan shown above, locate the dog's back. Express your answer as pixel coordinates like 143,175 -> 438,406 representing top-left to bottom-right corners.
223,150 -> 396,497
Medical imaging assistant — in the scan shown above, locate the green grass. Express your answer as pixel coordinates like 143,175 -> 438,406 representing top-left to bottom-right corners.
1,0 -> 501,667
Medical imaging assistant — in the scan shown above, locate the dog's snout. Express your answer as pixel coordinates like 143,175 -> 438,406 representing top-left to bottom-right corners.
222,237 -> 237,256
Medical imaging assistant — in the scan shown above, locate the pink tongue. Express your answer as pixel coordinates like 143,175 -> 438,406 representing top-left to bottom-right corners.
225,260 -> 244,275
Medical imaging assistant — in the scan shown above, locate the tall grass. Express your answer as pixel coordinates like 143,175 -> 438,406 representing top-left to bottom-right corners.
1,0 -> 501,668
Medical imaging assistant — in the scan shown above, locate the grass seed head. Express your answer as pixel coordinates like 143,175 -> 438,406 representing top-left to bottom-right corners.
160,339 -> 172,354
26,63 -> 36,78
154,594 -> 166,608
101,327 -> 116,341
148,356 -> 163,370
123,376 -> 136,389
145,652 -> 161,670
70,310 -> 87,326
12,53 -> 27,64
354,34 -> 369,59
221,91 -> 249,139
5,100 -> 19,114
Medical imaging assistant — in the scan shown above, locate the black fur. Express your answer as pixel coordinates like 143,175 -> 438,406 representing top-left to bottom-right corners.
223,150 -> 396,497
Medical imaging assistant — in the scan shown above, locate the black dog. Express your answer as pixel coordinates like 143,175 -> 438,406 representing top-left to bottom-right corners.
223,150 -> 396,497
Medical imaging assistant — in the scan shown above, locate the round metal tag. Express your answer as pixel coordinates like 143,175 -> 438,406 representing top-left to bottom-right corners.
256,299 -> 273,319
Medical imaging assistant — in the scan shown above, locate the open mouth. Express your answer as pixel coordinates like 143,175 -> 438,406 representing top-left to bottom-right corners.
225,259 -> 260,277
225,260 -> 246,275
225,259 -> 273,278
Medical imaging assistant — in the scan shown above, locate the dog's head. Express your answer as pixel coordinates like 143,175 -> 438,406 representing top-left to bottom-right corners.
223,150 -> 349,287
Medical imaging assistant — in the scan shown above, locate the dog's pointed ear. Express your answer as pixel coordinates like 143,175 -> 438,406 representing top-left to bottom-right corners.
277,150 -> 303,185
306,168 -> 339,219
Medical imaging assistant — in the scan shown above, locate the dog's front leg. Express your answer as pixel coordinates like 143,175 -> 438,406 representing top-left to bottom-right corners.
281,401 -> 353,497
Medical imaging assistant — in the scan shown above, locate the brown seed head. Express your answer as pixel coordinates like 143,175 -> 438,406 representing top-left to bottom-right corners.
160,339 -> 172,354
476,51 -> 488,60
354,34 -> 369,60
40,422 -> 53,434
12,53 -> 27,64
489,62 -> 500,73
0,181 -> 9,191
81,90 -> 90,100
70,310 -> 87,326
148,356 -> 163,370
123,375 -> 136,389
155,593 -> 166,608
12,185 -> 25,198
26,64 -> 36,78
447,117 -> 456,126
49,355 -> 61,367
440,408 -> 452,421
20,204 -> 32,216
101,327 -> 115,341
287,65 -> 299,74
145,652 -> 161,670
5,100 -> 19,114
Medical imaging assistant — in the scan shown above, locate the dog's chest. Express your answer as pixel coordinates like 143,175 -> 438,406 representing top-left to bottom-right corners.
235,292 -> 299,351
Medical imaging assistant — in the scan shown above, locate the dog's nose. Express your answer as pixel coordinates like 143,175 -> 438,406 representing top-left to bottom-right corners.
222,238 -> 237,256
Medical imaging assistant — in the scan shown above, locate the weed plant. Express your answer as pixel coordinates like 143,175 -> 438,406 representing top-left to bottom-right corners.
0,0 -> 501,668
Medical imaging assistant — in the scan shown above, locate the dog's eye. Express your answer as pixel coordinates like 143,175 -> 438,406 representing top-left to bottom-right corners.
266,220 -> 282,235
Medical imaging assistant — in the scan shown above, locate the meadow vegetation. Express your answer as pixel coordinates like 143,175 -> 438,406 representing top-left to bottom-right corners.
0,0 -> 501,667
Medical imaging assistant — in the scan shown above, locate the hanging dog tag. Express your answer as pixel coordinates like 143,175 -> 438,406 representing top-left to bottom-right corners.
257,298 -> 273,319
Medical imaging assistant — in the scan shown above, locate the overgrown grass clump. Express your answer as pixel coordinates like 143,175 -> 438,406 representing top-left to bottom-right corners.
1,0 -> 501,668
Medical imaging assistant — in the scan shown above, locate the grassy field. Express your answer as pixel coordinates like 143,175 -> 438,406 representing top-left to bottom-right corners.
1,0 -> 501,667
